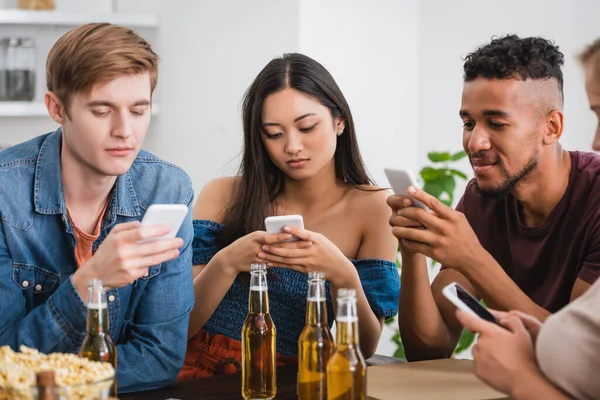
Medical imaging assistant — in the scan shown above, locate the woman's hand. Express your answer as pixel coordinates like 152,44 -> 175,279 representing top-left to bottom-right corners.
257,226 -> 357,287
221,230 -> 310,275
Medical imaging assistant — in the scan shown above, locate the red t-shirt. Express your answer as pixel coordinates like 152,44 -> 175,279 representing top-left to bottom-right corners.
451,151 -> 600,312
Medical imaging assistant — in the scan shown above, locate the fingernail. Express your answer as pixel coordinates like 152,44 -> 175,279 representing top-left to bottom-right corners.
403,199 -> 411,206
283,234 -> 292,239
267,263 -> 273,267
408,186 -> 416,194
257,253 -> 266,259
283,226 -> 293,233
262,245 -> 270,251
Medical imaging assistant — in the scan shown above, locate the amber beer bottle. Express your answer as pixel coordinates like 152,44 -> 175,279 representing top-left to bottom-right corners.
79,279 -> 118,397
241,263 -> 276,399
326,289 -> 366,400
298,271 -> 335,400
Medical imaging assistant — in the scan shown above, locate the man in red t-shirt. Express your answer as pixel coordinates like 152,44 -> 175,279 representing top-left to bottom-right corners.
388,35 -> 600,361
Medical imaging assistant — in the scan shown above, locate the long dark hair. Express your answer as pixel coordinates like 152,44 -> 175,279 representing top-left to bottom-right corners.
221,53 -> 374,246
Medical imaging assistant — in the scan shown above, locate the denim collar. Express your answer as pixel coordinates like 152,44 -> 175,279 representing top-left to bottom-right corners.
34,128 -> 141,220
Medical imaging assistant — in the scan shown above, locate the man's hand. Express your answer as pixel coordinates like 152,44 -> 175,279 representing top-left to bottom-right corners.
456,309 -> 541,397
389,186 -> 485,271
73,221 -> 184,301
387,193 -> 426,258
489,309 -> 543,343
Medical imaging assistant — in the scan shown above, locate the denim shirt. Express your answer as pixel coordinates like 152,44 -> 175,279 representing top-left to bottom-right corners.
0,130 -> 195,393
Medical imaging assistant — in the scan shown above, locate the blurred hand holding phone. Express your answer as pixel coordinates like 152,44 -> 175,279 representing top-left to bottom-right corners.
264,215 -> 304,242
442,281 -> 499,325
139,204 -> 188,244
384,168 -> 429,211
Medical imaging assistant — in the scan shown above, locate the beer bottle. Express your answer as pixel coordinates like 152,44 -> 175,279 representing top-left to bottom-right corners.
326,288 -> 366,400
241,263 -> 276,400
36,370 -> 57,400
79,279 -> 118,397
298,271 -> 334,400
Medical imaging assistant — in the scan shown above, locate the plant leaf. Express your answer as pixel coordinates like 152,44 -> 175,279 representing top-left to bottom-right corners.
451,150 -> 467,161
439,174 -> 456,195
420,166 -> 441,181
454,328 -> 476,355
393,346 -> 406,360
423,181 -> 443,199
449,169 -> 468,180
427,152 -> 451,163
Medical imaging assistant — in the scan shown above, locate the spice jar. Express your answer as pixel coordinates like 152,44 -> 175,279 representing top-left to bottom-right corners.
1,37 -> 36,102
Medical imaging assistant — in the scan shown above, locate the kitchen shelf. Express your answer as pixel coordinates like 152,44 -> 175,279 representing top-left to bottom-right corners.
0,9 -> 158,28
0,102 -> 160,117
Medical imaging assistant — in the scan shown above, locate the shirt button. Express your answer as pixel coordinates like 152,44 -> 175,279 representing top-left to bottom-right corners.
21,280 -> 29,288
108,295 -> 115,302
35,284 -> 42,291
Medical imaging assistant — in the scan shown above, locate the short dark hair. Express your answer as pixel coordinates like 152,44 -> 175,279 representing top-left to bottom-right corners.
463,35 -> 565,102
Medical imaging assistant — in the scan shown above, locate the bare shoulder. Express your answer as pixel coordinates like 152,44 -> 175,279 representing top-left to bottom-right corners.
347,185 -> 397,261
193,176 -> 238,224
347,184 -> 393,216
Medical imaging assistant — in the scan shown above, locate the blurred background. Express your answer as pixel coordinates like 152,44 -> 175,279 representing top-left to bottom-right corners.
1,0 -> 599,356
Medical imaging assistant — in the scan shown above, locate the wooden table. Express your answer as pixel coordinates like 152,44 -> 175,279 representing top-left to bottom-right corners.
120,357 -> 507,400
367,359 -> 508,400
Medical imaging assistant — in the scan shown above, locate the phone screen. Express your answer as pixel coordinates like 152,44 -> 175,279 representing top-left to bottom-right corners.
455,284 -> 498,324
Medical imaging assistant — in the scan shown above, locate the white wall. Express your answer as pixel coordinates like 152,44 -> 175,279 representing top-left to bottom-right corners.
298,0 -> 420,188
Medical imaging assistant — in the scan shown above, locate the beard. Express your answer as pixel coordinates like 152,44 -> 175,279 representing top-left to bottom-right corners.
472,150 -> 539,199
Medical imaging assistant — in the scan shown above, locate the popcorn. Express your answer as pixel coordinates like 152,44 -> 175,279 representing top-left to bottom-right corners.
0,346 -> 114,400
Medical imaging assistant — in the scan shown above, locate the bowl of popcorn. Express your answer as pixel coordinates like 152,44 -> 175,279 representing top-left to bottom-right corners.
0,346 -> 115,400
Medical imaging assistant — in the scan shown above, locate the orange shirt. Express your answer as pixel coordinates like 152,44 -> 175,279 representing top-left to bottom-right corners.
68,200 -> 110,268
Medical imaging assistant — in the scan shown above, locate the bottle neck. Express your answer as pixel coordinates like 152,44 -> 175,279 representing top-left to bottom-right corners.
86,304 -> 110,334
335,296 -> 359,346
306,279 -> 328,326
86,280 -> 109,334
248,271 -> 269,314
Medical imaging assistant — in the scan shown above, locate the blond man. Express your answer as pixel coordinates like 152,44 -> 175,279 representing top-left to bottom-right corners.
0,23 -> 194,392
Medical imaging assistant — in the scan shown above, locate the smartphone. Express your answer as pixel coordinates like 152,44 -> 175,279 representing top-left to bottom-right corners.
442,281 -> 498,324
139,204 -> 189,243
264,215 -> 304,242
383,168 -> 428,210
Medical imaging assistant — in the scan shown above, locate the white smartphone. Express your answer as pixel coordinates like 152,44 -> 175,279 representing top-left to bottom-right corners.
383,168 -> 428,210
139,204 -> 189,243
442,282 -> 498,324
264,215 -> 304,242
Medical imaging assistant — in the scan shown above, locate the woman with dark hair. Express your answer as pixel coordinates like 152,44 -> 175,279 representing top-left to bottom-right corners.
178,53 -> 399,380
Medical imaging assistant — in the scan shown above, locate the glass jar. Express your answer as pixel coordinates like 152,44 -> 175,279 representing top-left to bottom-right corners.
0,39 -> 6,101
2,37 -> 36,102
